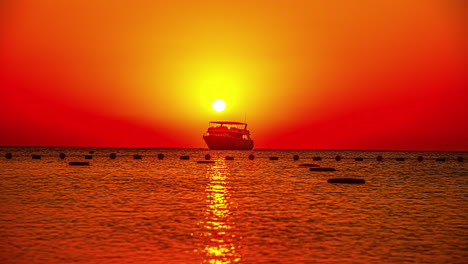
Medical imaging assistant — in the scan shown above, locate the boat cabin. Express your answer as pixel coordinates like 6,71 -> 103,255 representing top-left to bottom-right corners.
205,121 -> 251,140
207,121 -> 248,132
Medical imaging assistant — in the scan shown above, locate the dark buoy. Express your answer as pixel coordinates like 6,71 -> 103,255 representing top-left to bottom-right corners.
205,154 -> 211,160
417,156 -> 423,161
85,155 -> 93,159
59,153 -> 66,159
396,158 -> 405,161
457,156 -> 464,162
310,167 -> 336,172
133,154 -> 142,159
225,156 -> 234,160
327,178 -> 365,184
69,161 -> 90,166
298,164 -> 320,167
248,154 -> 255,160
110,153 -> 117,159
5,153 -> 12,159
293,155 -> 300,160
376,156 -> 383,161
32,155 -> 41,159
335,155 -> 342,161
312,157 -> 322,161
157,153 -> 164,160
435,158 -> 446,162
197,160 -> 215,164
355,157 -> 364,161
180,156 -> 190,160
269,157 -> 279,160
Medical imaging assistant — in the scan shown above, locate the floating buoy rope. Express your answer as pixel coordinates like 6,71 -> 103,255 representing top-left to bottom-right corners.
328,178 -> 365,184
298,164 -> 320,167
1,153 -> 463,163
310,167 -> 336,172
197,160 -> 215,164
69,161 -> 90,166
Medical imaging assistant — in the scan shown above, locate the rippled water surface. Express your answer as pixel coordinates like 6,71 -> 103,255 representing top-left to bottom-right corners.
0,147 -> 467,263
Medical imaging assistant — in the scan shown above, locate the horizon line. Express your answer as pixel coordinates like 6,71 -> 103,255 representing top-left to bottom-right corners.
0,145 -> 466,153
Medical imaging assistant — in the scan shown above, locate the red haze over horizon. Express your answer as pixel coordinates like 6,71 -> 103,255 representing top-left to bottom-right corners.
1,0 -> 467,151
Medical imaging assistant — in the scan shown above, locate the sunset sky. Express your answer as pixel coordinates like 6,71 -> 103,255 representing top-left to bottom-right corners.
1,0 -> 466,150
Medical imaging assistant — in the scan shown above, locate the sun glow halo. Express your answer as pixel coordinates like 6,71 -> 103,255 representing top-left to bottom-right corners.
212,99 -> 226,112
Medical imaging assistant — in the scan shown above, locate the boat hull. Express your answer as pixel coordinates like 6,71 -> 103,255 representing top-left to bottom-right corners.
203,135 -> 254,150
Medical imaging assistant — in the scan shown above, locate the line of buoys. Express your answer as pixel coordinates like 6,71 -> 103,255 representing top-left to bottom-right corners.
298,164 -> 320,167
197,160 -> 215,164
69,161 -> 90,166
2,153 -> 463,162
328,178 -> 365,184
310,167 -> 336,171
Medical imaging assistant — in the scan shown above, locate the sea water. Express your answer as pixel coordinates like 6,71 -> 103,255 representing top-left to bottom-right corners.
0,147 -> 466,263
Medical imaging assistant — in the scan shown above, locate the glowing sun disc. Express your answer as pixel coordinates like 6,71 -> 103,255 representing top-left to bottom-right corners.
212,99 -> 226,112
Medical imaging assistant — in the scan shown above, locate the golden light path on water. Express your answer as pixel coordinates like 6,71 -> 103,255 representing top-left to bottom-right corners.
198,159 -> 240,264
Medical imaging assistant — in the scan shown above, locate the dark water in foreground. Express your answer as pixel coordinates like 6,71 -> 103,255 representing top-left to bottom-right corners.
0,147 -> 467,264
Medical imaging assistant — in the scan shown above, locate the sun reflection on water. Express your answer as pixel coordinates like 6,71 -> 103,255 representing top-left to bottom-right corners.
198,159 -> 240,264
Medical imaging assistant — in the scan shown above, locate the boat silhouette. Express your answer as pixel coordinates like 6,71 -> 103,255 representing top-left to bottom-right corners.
203,121 -> 254,150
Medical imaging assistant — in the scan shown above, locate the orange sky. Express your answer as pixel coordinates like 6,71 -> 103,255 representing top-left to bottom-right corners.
0,0 -> 466,150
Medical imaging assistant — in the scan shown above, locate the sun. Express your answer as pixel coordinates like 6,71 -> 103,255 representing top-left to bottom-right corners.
212,99 -> 226,112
